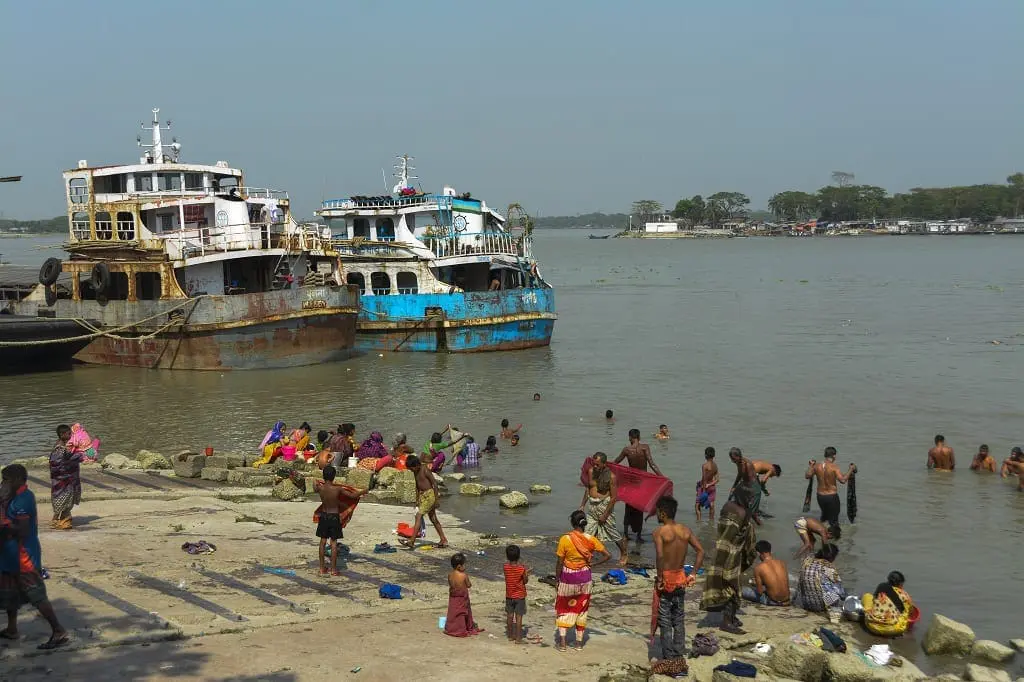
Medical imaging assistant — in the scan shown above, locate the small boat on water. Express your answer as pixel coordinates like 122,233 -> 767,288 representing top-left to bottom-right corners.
587,234 -> 612,239
316,156 -> 555,352
11,109 -> 360,370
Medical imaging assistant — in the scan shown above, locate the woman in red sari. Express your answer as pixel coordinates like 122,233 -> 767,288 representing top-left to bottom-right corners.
554,510 -> 611,651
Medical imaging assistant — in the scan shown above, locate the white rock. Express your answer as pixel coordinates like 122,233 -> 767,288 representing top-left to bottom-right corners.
922,613 -> 976,656
499,491 -> 530,509
529,484 -> 552,494
101,454 -> 142,470
964,663 -> 1011,682
972,640 -> 1016,664
1009,639 -> 1024,653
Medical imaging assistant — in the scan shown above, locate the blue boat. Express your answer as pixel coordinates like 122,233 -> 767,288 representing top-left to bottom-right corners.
316,156 -> 556,352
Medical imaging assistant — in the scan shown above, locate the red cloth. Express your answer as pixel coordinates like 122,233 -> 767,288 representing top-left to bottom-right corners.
580,457 -> 674,517
312,484 -> 361,526
444,587 -> 481,637
503,563 -> 527,599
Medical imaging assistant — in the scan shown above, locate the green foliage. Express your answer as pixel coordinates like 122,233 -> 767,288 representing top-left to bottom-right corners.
0,217 -> 66,234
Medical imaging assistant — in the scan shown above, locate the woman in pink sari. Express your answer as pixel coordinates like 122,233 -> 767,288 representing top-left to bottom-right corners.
68,424 -> 99,463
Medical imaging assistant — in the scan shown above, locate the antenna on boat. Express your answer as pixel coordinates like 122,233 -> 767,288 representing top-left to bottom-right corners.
392,154 -> 417,194
137,108 -> 180,163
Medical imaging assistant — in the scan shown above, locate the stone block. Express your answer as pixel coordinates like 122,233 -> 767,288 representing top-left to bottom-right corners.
964,663 -> 1011,682
9,456 -> 50,469
223,454 -> 246,469
486,485 -> 508,494
446,473 -> 466,482
346,468 -> 373,491
460,483 -> 486,496
529,484 -> 552,494
136,450 -> 170,470
247,476 -> 275,487
499,491 -> 529,509
173,456 -> 205,478
972,641 -> 1016,664
825,650 -> 926,682
393,480 -> 418,504
272,479 -> 305,501
205,456 -> 229,470
101,454 -> 142,470
200,467 -> 230,482
922,613 -> 976,656
376,467 -> 400,488
226,470 -> 250,485
367,489 -> 398,503
768,641 -> 828,681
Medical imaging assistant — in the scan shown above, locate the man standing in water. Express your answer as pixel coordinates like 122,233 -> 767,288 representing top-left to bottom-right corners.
652,496 -> 703,667
401,455 -> 449,549
805,447 -> 855,526
1001,447 -> 1024,491
614,429 -> 663,546
580,453 -> 628,567
728,448 -> 757,520
696,447 -> 719,522
969,445 -> 997,472
927,435 -> 955,471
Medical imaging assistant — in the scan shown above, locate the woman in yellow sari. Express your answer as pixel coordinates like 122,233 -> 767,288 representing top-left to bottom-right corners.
554,509 -> 611,651
862,571 -> 914,637
253,421 -> 287,469
289,422 -> 312,452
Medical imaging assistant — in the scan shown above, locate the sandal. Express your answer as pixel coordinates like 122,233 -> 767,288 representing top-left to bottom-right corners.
38,633 -> 69,650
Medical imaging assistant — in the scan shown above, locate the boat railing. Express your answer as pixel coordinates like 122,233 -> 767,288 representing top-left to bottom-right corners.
425,231 -> 532,260
327,238 -> 416,258
127,186 -> 290,201
320,193 -> 448,212
166,222 -> 288,260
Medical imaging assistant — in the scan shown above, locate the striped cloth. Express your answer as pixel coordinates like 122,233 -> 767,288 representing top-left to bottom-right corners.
555,566 -> 592,631
699,508 -> 756,612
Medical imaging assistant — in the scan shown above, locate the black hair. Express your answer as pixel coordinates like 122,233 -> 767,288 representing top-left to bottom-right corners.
705,447 -> 715,459
506,544 -> 521,562
827,524 -> 842,541
510,434 -> 519,444
485,436 -> 497,448
816,543 -> 839,562
501,419 -> 510,428
1,464 -> 27,484
772,464 -> 782,477
450,552 -> 466,569
300,422 -> 311,432
466,436 -> 474,444
605,410 -> 613,419
655,496 -> 677,519
824,446 -> 837,458
430,432 -> 442,444
593,451 -> 607,463
934,434 -> 944,444
659,424 -> 667,429
628,428 -> 640,440
342,423 -> 355,436
755,540 -> 772,554
887,570 -> 905,587
317,430 -> 329,444
570,509 -> 587,531
323,465 -> 337,482
57,424 -> 71,439
979,444 -> 989,452
533,393 -> 541,399
406,455 -> 421,469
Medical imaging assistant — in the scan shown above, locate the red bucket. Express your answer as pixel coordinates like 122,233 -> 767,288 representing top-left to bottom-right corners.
907,606 -> 921,629
204,447 -> 214,457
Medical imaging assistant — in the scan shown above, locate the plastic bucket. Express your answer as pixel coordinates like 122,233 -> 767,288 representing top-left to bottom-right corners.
280,446 -> 297,461
204,447 -> 214,457
348,457 -> 358,468
907,606 -> 921,629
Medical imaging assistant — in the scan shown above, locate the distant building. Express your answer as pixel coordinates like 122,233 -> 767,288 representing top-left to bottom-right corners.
644,221 -> 678,233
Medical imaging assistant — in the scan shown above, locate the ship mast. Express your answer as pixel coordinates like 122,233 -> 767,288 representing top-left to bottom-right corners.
137,108 -> 181,163
391,154 -> 417,194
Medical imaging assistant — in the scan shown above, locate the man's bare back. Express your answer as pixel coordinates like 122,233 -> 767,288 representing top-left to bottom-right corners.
415,465 -> 436,493
618,443 -> 652,471
653,520 -> 703,587
754,556 -> 790,603
814,461 -> 840,495
317,481 -> 345,513
701,461 -> 719,486
928,445 -> 955,471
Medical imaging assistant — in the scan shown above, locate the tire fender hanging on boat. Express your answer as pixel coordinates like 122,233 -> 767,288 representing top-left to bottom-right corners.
39,258 -> 62,286
91,263 -> 111,293
44,285 -> 57,307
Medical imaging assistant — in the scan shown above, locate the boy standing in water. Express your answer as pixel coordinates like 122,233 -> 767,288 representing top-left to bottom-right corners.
696,447 -> 719,522
500,419 -> 522,440
503,544 -> 529,643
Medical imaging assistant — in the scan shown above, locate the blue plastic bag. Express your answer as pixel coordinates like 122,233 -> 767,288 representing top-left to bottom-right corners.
379,583 -> 403,599
604,569 -> 627,585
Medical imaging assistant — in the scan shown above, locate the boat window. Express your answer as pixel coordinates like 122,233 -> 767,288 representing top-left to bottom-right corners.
376,217 -> 396,242
353,218 -> 371,239
184,173 -> 204,191
157,173 -> 181,191
247,203 -> 264,224
214,175 -> 239,192
370,272 -> 391,296
116,212 -> 135,240
95,211 -> 113,240
93,175 -> 127,194
397,271 -> 418,294
158,214 -> 174,231
135,272 -> 161,301
346,272 -> 365,295
71,211 -> 90,240
68,178 -> 88,204
107,272 -> 130,301
134,173 -> 153,192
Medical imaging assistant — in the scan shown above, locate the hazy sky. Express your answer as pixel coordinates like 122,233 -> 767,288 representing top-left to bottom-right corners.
2,1 -> 1023,219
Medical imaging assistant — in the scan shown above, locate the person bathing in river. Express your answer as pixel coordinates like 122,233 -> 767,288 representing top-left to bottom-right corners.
425,426 -> 468,473
1001,447 -> 1024,491
654,425 -> 670,441
806,447 -> 855,526
728,448 -> 759,523
510,434 -> 520,447
696,447 -> 719,522
970,444 -> 997,472
483,436 -> 499,454
289,423 -> 313,453
580,452 -> 628,567
793,517 -> 841,557
253,421 -> 287,469
927,434 -> 955,471
456,436 -> 480,468
500,419 -> 521,440
750,460 -> 781,522
327,423 -> 355,469
742,540 -> 791,606
862,570 -> 915,637
614,428 -> 662,546
652,496 -> 702,667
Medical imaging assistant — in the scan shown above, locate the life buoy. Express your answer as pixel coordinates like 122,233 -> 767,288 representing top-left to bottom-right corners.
44,285 -> 57,307
90,263 -> 111,293
39,258 -> 62,286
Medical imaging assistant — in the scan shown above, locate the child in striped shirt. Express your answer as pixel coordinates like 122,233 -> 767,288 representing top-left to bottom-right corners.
503,544 -> 530,643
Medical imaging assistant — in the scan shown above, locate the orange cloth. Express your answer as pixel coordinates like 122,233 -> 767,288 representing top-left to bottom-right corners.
556,530 -> 606,571
661,568 -> 693,592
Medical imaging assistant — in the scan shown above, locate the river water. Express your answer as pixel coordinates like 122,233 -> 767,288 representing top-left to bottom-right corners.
2,232 -> 1023,646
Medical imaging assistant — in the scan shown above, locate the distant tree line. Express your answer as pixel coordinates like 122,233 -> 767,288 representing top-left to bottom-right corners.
532,212 -> 629,229
0,217 -> 66,233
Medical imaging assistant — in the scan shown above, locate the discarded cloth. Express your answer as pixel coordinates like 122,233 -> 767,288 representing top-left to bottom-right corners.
603,569 -> 627,585
864,643 -> 893,665
714,661 -> 757,678
650,657 -> 688,677
691,632 -> 720,657
378,583 -> 403,599
819,627 -> 847,653
790,632 -> 824,648
751,642 -> 773,655
181,541 -> 216,555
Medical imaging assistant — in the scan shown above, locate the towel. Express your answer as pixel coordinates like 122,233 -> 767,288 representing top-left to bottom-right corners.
714,661 -> 757,678
864,644 -> 893,665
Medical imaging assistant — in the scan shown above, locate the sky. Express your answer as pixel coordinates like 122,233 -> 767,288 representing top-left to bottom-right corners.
2,1 -> 1023,219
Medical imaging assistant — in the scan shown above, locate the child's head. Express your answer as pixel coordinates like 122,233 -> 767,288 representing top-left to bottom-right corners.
505,544 -> 521,562
510,434 -> 520,446
317,429 -> 329,444
406,454 -> 421,471
486,436 -> 497,448
431,432 -> 443,445
605,409 -> 613,419
323,465 -> 337,482
501,419 -> 510,428
533,393 -> 541,401
450,552 -> 466,570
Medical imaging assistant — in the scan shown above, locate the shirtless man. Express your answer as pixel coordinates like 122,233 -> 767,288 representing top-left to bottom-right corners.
969,444 -> 997,472
927,434 -> 955,471
1001,447 -> 1024,491
580,452 -> 628,566
742,540 -> 791,606
614,428 -> 663,545
696,447 -> 719,522
500,419 -> 522,440
402,455 -> 448,549
793,516 -> 841,557
805,447 -> 855,526
315,465 -> 368,575
653,496 -> 704,663
654,425 -> 670,441
728,447 -> 757,517
749,460 -> 782,521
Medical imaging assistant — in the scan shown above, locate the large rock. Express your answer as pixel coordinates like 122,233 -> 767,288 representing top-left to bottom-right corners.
1009,639 -> 1024,653
824,651 -> 926,682
136,450 -> 171,470
8,456 -> 50,469
393,480 -> 418,504
366,489 -> 397,504
446,473 -> 466,482
345,468 -> 373,491
376,467 -> 400,488
101,454 -> 142,470
972,641 -> 1016,664
964,664 -> 1011,682
922,614 -> 976,656
247,475 -> 275,487
272,478 -> 305,501
530,484 -> 552,494
768,641 -> 828,681
172,454 -> 205,478
460,483 -> 486,496
224,453 -> 247,469
499,491 -> 530,509
200,467 -> 229,482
